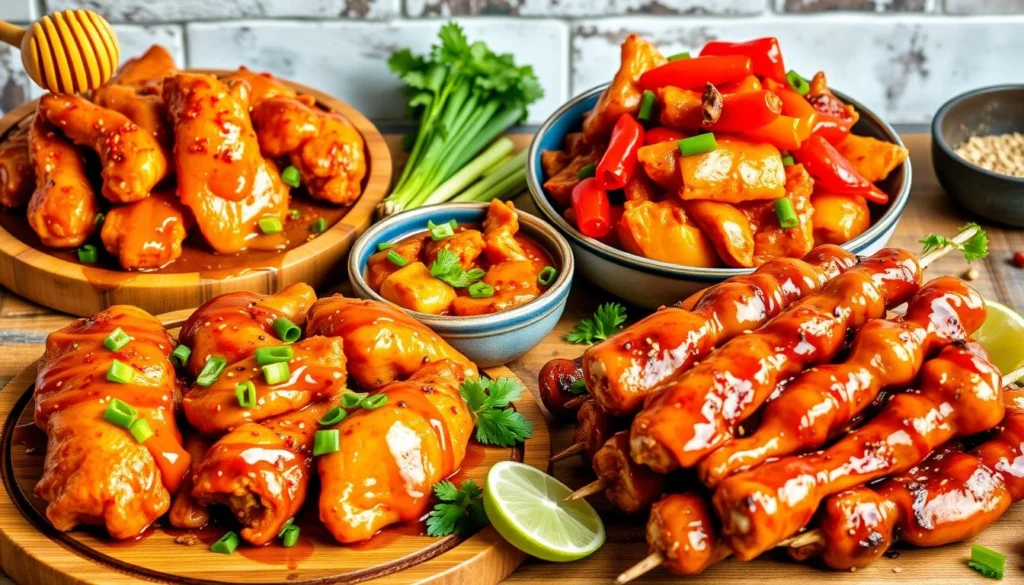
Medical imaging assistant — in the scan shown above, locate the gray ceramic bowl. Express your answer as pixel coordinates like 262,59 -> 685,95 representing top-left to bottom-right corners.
348,202 -> 573,368
527,84 -> 912,309
932,85 -> 1024,227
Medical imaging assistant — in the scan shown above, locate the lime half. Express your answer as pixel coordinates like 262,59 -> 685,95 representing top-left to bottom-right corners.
484,461 -> 605,562
974,299 -> 1024,375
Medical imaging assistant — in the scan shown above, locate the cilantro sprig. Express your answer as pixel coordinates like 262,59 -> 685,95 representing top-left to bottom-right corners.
920,222 -> 988,263
430,249 -> 485,288
564,303 -> 627,345
426,480 -> 488,537
459,377 -> 534,447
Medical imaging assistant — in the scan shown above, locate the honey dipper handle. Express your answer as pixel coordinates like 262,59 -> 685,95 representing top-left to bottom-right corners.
0,21 -> 26,48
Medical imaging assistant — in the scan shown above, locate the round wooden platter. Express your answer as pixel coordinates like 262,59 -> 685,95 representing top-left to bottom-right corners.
0,71 -> 393,318
0,310 -> 549,585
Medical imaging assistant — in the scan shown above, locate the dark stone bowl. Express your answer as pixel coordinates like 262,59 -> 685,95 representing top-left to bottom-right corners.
932,85 -> 1024,228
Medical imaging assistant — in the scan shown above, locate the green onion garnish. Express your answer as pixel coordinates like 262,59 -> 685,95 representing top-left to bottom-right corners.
288,209 -> 301,219
255,345 -> 293,365
318,406 -> 347,426
171,344 -> 191,367
103,328 -> 130,351
196,356 -> 227,387
273,317 -> 301,343
568,378 -> 588,395
465,268 -> 486,282
262,361 -> 291,385
386,250 -> 408,267
235,380 -> 256,408
668,51 -> 690,61
210,531 -> 240,554
428,220 -> 455,241
469,282 -> 495,298
310,218 -> 328,233
361,394 -> 388,410
313,429 -> 340,456
774,198 -> 799,229
576,164 -> 596,180
342,392 -> 368,409
537,266 -> 557,286
129,417 -> 154,443
258,217 -> 284,234
281,165 -> 301,188
106,359 -> 134,384
77,244 -> 98,264
782,155 -> 795,167
678,133 -> 718,157
280,524 -> 300,548
377,242 -> 394,252
637,90 -> 656,122
968,544 -> 1005,579
448,219 -> 458,230
94,212 -> 105,228
103,398 -> 138,428
786,70 -> 810,96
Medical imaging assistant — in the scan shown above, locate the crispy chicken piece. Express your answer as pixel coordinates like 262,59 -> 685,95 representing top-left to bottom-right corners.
684,200 -> 753,268
163,73 -> 290,254
221,66 -> 297,107
109,45 -> 177,90
541,152 -> 600,208
836,134 -> 909,183
26,114 -> 98,248
319,360 -> 473,543
168,434 -> 213,529
637,140 -> 681,191
616,200 -> 721,267
100,191 -> 190,270
251,96 -> 367,205
0,125 -> 33,209
380,262 -> 457,315
306,296 -> 478,388
34,306 -> 190,539
38,93 -> 168,203
811,191 -> 870,245
678,136 -> 786,203
482,199 -> 528,264
583,34 -> 666,143
740,162 -> 816,265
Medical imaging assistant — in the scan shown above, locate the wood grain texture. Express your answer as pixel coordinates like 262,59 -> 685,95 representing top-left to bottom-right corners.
0,72 -> 393,318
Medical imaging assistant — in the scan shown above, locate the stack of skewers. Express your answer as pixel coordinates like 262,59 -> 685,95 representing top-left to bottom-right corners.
537,226 -> 1024,581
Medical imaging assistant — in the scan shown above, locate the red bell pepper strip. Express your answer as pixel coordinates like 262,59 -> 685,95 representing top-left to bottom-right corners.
596,114 -> 644,190
718,75 -> 762,94
807,92 -> 856,143
571,178 -> 613,239
644,127 -> 687,146
740,115 -> 811,150
764,79 -> 818,142
709,90 -> 782,132
638,55 -> 752,91
700,37 -> 786,82
794,134 -> 888,205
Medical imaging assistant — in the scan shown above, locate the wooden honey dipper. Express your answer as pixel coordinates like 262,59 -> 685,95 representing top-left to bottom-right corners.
0,9 -> 120,94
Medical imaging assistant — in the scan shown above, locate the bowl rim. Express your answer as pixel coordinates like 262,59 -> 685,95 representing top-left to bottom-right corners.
932,83 -> 1024,186
347,201 -> 574,328
527,82 -> 912,278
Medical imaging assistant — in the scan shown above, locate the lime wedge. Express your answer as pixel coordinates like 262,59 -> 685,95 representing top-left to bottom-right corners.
483,461 -> 605,562
974,299 -> 1024,375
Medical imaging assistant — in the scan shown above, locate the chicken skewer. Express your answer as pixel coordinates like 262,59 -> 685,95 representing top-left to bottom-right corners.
550,399 -> 621,463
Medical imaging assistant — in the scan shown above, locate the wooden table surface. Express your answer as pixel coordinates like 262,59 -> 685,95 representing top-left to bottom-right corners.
1,133 -> 1023,585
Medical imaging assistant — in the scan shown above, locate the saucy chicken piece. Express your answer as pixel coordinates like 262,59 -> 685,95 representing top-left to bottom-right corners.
168,434 -> 213,529
221,66 -> 297,106
0,125 -> 33,208
380,262 -> 457,315
541,149 -> 572,178
251,96 -> 367,205
811,191 -> 870,245
93,84 -> 173,149
100,192 -> 191,270
583,34 -> 666,143
452,260 -> 540,316
679,136 -> 786,203
366,235 -> 427,290
178,283 -> 317,378
637,140 -> 681,191
34,306 -> 190,539
741,162 -> 815,265
424,229 -> 485,270
541,152 -> 600,207
183,335 -> 347,434
163,73 -> 290,254
483,199 -> 529,264
657,86 -> 705,130
38,93 -> 168,203
109,44 -> 177,90
684,200 -> 754,268
306,296 -> 478,388
624,169 -> 658,202
319,360 -> 473,543
836,134 -> 909,183
26,114 -> 98,248
616,200 -> 721,267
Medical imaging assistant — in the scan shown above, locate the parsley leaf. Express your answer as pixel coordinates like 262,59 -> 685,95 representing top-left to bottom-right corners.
426,479 -> 488,537
568,378 -> 588,395
564,303 -> 627,345
430,249 -> 485,288
459,377 -> 534,447
920,222 -> 989,263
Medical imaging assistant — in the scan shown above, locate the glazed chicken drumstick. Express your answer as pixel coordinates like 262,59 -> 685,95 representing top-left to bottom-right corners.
26,114 -> 98,248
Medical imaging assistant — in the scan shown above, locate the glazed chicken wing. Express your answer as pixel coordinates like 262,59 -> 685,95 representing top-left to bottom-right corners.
163,73 -> 290,253
0,125 -> 33,209
221,66 -> 297,107
319,360 -> 473,543
26,114 -> 98,248
583,34 -> 666,143
108,44 -> 177,90
100,191 -> 191,270
34,306 -> 190,539
168,434 -> 213,529
38,93 -> 168,203
93,84 -> 173,149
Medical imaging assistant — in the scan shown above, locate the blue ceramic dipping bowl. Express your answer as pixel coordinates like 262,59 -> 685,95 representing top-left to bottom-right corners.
527,84 -> 912,309
348,202 -> 573,368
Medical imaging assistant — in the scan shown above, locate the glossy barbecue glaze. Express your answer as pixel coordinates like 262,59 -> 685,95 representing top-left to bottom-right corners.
646,493 -> 729,575
592,432 -> 664,514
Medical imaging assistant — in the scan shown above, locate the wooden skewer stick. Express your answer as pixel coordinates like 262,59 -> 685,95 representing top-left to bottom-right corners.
550,442 -> 586,462
564,395 -> 587,410
615,552 -> 664,584
566,478 -> 609,501
919,224 -> 979,268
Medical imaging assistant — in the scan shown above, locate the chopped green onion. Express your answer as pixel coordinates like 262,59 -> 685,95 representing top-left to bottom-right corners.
469,282 -> 494,298
360,394 -> 388,410
313,429 -> 340,456
668,51 -> 690,61
318,406 -> 347,426
273,318 -> 301,343
448,219 -> 458,230
537,266 -> 557,286
103,328 -> 130,351
637,90 -> 656,122
255,346 -> 294,365
568,378 -> 588,395
262,362 -> 291,385
106,359 -> 134,384
94,212 -> 105,228
377,242 -> 394,252
235,380 -> 256,408
258,217 -> 284,234
129,417 -> 154,443
171,345 -> 191,367
678,133 -> 717,157
342,392 -> 369,409
465,268 -> 486,281
278,517 -> 295,535
77,244 -> 97,264
310,218 -> 328,233
196,356 -> 227,387
429,220 -> 455,241
210,531 -> 240,554
288,208 -> 301,219
387,250 -> 408,267
103,398 -> 138,428
280,524 -> 300,548
281,165 -> 301,188
576,164 -> 596,180
786,70 -> 810,96
774,198 -> 799,229
968,544 -> 1005,579
782,155 -> 795,167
